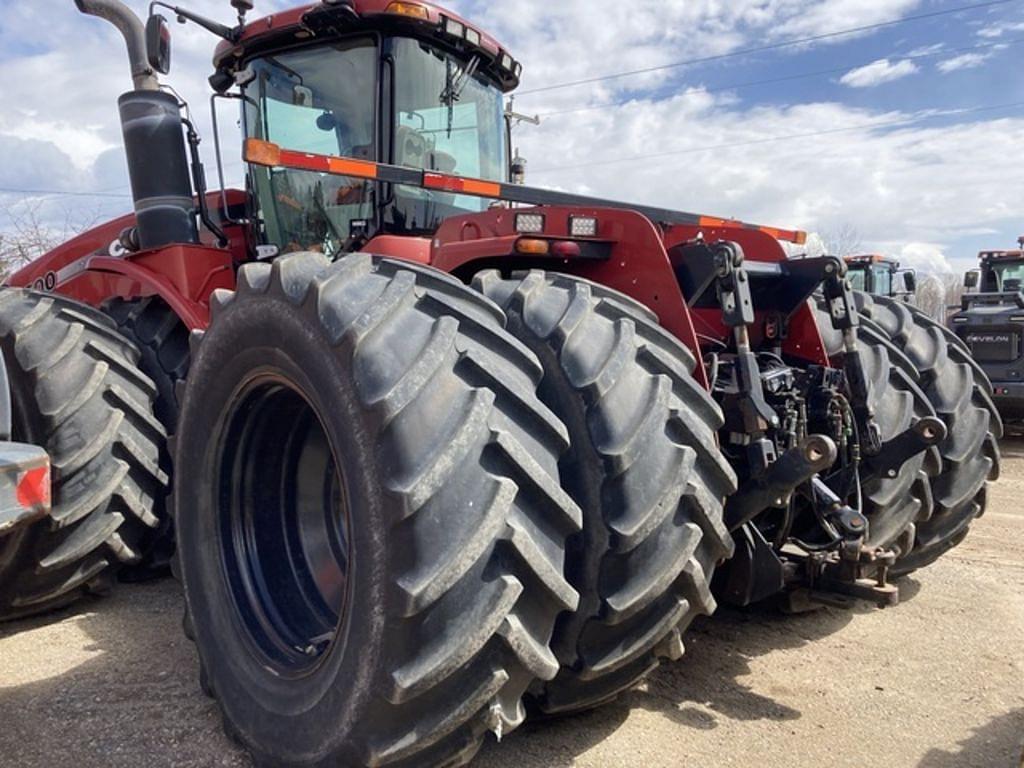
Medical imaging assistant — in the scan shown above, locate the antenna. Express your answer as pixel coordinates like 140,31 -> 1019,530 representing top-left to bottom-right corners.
505,97 -> 540,129
231,0 -> 254,26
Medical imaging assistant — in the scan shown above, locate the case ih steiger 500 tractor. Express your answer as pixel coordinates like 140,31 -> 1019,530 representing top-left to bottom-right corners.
0,0 -> 1001,765
951,237 -> 1024,426
844,254 -> 917,301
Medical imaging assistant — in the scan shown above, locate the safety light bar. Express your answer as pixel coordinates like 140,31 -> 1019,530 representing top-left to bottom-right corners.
241,138 -> 808,244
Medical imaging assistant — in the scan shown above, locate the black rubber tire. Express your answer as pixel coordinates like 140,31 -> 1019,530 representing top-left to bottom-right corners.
813,298 -> 936,556
0,289 -> 168,620
850,293 -> 1002,575
104,296 -> 189,430
474,270 -> 735,715
104,297 -> 188,578
174,253 -> 582,768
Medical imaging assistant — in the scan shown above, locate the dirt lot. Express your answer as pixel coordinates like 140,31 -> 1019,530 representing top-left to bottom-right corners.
2,440 -> 1022,768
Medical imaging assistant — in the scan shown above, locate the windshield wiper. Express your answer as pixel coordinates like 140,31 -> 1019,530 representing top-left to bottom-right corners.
440,55 -> 481,137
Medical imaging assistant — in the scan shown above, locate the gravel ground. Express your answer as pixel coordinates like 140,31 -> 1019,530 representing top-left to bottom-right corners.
2,438 -> 1022,768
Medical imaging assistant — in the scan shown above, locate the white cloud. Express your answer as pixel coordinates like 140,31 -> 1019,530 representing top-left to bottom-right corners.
906,43 -> 946,57
937,52 -> 992,72
839,58 -> 919,88
892,242 -> 954,274
517,94 -> 1024,256
977,21 -> 1024,38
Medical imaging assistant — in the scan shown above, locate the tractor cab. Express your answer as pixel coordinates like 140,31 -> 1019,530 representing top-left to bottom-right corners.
843,254 -> 916,300
211,1 -> 518,256
952,238 -> 1024,424
963,245 -> 1024,296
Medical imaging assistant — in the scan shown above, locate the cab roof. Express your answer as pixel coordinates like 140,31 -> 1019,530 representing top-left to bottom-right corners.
213,0 -> 520,91
980,250 -> 1024,261
844,254 -> 897,266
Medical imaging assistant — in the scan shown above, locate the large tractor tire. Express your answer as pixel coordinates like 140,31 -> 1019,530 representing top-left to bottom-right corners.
174,253 -> 581,768
813,300 -> 936,557
105,296 -> 189,577
0,289 -> 167,620
105,296 -> 189,430
852,294 -> 1001,575
475,271 -> 736,715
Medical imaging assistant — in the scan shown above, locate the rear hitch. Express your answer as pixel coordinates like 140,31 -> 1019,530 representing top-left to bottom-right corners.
866,416 -> 947,479
784,545 -> 900,612
725,435 -> 837,532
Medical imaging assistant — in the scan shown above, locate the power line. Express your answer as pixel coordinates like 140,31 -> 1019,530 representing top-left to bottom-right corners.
516,0 -> 1020,96
534,37 -> 1024,120
0,186 -> 131,200
530,101 -> 1024,175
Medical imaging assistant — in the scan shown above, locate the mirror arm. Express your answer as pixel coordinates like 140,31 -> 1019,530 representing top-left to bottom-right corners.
150,2 -> 239,41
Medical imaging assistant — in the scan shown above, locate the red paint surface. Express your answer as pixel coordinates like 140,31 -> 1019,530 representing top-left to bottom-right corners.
215,1 -> 509,68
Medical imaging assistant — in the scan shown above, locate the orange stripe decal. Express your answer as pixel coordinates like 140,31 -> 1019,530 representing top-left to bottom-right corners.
424,173 -> 502,197
243,138 -> 282,167
327,156 -> 379,179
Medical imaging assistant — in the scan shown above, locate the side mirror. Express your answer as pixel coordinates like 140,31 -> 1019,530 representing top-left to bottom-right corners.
146,14 -> 172,75
964,270 -> 980,290
1004,278 -> 1022,293
902,270 -> 917,293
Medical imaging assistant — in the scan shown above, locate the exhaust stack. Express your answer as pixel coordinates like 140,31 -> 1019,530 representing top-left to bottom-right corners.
75,0 -> 199,249
74,0 -> 159,91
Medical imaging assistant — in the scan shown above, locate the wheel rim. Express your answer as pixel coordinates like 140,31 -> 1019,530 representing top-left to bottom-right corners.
216,373 -> 351,677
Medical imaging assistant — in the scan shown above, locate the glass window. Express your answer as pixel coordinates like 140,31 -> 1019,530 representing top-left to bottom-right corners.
872,265 -> 893,296
847,268 -> 867,292
386,38 -> 508,233
993,262 -> 1024,291
244,38 -> 377,255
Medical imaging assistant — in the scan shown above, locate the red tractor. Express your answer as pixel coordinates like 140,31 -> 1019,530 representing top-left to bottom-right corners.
0,1 -> 1001,765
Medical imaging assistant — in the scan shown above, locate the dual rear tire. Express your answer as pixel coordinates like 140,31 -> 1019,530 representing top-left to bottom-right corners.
175,258 -> 732,765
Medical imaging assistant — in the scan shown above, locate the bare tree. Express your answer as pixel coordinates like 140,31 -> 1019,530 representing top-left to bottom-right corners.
0,199 -> 100,280
914,273 -> 965,322
819,223 -> 865,257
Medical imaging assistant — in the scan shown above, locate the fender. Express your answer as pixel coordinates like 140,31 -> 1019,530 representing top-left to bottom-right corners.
49,247 -> 235,329
429,205 -> 709,388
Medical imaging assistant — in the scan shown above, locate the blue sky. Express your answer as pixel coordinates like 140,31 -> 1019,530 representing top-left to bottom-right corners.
0,0 -> 1022,273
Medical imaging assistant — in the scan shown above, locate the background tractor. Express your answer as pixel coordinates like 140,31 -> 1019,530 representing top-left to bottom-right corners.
951,237 -> 1024,426
0,1 -> 1002,766
844,254 -> 917,301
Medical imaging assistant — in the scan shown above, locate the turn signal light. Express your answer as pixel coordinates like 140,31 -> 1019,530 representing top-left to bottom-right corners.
386,2 -> 429,19
516,238 -> 550,255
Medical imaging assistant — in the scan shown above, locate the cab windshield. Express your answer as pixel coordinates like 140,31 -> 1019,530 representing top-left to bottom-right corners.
385,38 -> 508,233
991,260 -> 1024,291
243,35 -> 507,254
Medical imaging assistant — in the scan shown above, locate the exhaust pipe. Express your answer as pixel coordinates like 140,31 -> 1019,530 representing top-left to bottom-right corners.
74,0 -> 159,92
75,0 -> 199,249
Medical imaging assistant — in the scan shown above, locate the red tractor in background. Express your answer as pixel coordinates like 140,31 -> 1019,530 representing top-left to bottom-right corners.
0,1 -> 1001,765
844,254 -> 918,301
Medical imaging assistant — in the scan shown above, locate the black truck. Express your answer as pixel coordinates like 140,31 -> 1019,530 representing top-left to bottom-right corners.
951,238 -> 1024,424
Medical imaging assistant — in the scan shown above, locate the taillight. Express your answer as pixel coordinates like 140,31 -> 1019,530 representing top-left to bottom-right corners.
16,464 -> 50,509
